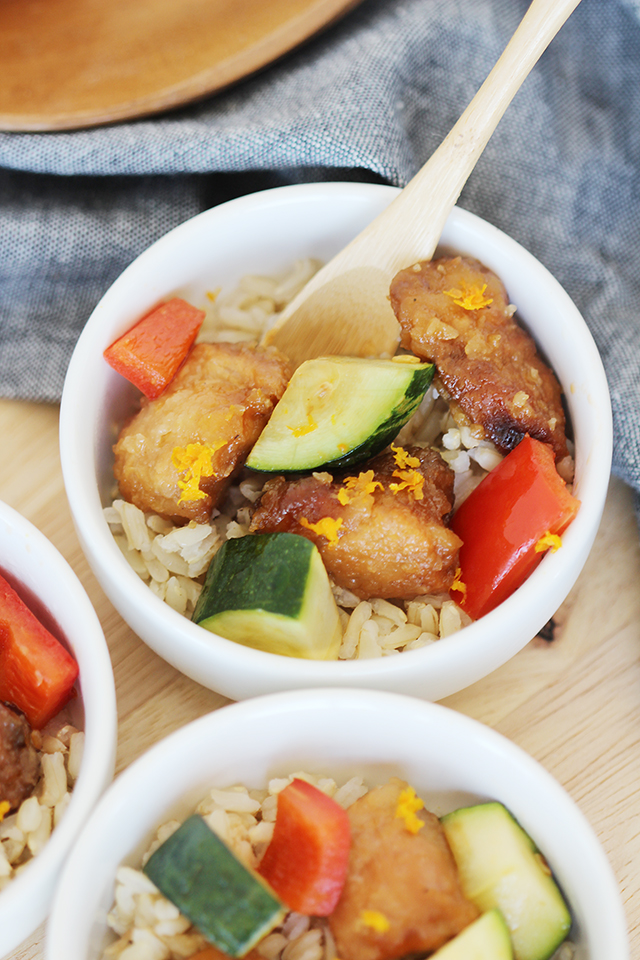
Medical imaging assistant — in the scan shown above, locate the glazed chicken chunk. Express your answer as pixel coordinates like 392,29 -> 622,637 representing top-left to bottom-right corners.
328,778 -> 478,960
0,702 -> 39,811
250,444 -> 461,599
114,342 -> 290,523
389,256 -> 569,461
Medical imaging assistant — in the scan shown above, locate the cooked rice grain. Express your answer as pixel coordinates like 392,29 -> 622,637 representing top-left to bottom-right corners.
105,773 -> 367,960
0,725 -> 83,889
198,258 -> 323,345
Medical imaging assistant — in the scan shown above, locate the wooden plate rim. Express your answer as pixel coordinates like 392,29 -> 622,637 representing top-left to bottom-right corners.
0,0 -> 363,132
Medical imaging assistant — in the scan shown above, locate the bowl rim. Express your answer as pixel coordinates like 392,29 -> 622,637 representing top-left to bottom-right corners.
44,688 -> 629,960
59,180 -> 613,701
0,499 -> 117,955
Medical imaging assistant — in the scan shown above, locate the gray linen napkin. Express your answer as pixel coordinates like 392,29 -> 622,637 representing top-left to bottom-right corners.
1,0 -> 639,519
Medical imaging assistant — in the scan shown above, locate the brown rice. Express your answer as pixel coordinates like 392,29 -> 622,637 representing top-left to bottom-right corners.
104,258 -> 504,655
104,772 -> 368,960
0,722 -> 84,888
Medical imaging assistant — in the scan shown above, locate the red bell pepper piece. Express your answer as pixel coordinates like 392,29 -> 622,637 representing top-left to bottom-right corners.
258,778 -> 351,916
450,436 -> 580,621
103,297 -> 205,399
0,573 -> 79,729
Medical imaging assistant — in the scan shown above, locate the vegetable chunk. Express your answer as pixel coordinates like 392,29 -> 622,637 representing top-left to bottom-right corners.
258,778 -> 351,916
143,814 -> 286,958
441,803 -> 571,960
450,435 -> 580,619
246,356 -> 435,472
192,533 -> 342,659
0,573 -> 79,729
104,297 -> 205,399
430,909 -> 513,959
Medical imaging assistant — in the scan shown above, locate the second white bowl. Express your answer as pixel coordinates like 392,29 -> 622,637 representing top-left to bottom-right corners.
0,501 -> 117,957
45,689 -> 628,960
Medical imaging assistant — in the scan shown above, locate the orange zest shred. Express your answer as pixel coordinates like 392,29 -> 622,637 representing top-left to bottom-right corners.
389,469 -> 424,500
450,567 -> 467,600
391,444 -> 420,469
172,442 -> 223,503
299,516 -> 343,545
395,786 -> 425,834
287,412 -> 318,437
337,488 -> 351,506
444,282 -> 493,311
534,531 -> 563,554
337,470 -> 384,506
0,800 -> 10,822
359,910 -> 391,933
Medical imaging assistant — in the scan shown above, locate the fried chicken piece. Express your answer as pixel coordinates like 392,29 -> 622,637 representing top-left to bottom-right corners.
0,702 -> 39,811
250,445 -> 461,599
114,342 -> 290,523
389,256 -> 569,460
329,778 -> 478,960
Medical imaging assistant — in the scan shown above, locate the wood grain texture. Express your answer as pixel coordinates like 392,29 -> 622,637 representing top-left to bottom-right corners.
0,395 -> 637,957
0,0 -> 363,130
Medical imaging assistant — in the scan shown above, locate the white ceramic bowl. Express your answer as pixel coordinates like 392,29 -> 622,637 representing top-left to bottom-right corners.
59,182 -> 612,701
45,688 -> 628,960
0,500 -> 117,957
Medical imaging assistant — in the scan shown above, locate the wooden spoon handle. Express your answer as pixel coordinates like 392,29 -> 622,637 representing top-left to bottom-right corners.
344,0 -> 582,273
266,0 -> 581,364
312,0 -> 579,279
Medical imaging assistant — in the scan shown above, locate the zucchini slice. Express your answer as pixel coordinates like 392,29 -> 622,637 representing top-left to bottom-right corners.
246,355 -> 435,472
143,814 -> 286,957
441,803 -> 571,960
192,532 -> 342,659
430,909 -> 513,959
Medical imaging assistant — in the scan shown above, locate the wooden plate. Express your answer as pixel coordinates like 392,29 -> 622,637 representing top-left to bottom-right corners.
0,0 -> 364,132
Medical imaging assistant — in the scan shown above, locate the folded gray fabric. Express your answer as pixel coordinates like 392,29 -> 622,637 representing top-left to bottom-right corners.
1,0 -> 639,521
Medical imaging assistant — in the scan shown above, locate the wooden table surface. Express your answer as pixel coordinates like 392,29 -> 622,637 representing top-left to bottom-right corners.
2,395 -> 638,959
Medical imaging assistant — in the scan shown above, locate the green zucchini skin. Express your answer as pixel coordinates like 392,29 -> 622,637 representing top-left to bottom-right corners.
192,532 -> 342,659
441,803 -> 571,960
246,356 -> 435,473
326,360 -> 435,470
430,909 -> 513,959
143,815 -> 286,957
195,533 -> 309,622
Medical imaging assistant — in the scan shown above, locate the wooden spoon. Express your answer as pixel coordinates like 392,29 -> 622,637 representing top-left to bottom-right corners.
264,0 -> 581,366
